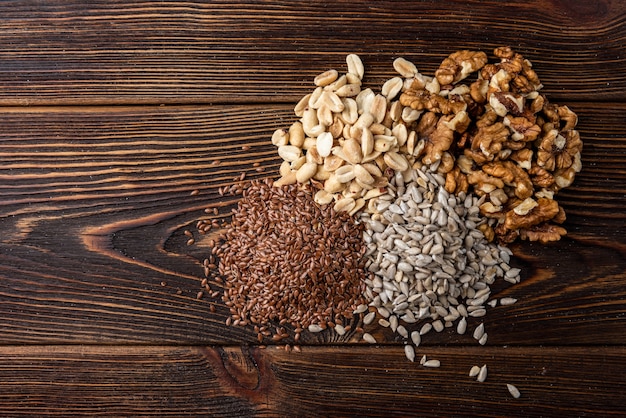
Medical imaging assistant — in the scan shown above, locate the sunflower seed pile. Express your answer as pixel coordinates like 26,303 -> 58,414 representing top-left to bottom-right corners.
359,162 -> 519,352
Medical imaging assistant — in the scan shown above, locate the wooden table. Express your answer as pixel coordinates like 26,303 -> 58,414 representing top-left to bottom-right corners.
1,1 -> 624,416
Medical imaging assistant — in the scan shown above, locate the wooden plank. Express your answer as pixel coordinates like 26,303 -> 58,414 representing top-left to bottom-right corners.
0,0 -> 624,104
0,104 -> 624,345
0,345 -> 623,417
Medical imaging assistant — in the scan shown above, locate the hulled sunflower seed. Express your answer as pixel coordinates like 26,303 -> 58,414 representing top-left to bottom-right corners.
410,331 -> 421,347
308,324 -> 324,333
396,325 -> 408,338
473,323 -> 485,340
363,311 -> 376,325
354,304 -> 368,314
456,317 -> 467,335
477,364 -> 488,382
469,308 -> 487,318
469,365 -> 481,377
500,297 -> 518,306
404,344 -> 415,362
363,332 -> 377,344
432,320 -> 444,332
423,359 -> 441,368
506,384 -> 521,399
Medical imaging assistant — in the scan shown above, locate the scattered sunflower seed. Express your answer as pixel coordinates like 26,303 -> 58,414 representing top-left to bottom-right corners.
308,324 -> 324,333
456,317 -> 467,335
410,331 -> 421,347
423,359 -> 441,368
506,383 -> 521,399
404,344 -> 416,362
500,297 -> 518,306
477,364 -> 488,382
473,323 -> 485,340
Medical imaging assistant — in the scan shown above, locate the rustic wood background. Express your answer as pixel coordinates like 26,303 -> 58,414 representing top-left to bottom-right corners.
0,1 -> 624,416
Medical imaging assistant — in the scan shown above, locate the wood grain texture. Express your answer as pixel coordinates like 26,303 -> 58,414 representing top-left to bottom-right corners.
0,104 -> 624,345
0,0 -> 624,104
1,2 -> 625,415
0,345 -> 623,417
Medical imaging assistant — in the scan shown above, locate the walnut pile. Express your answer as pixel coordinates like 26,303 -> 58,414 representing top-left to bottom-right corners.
271,47 -> 582,244
398,47 -> 581,243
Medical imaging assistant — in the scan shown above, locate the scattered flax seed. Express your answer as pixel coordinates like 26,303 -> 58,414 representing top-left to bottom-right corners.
196,291 -> 204,300
190,189 -> 200,196
186,238 -> 195,246
507,384 -> 521,399
160,281 -> 167,287
211,159 -> 221,166
184,230 -> 193,237
242,145 -> 251,151
469,365 -> 481,377
477,364 -> 488,382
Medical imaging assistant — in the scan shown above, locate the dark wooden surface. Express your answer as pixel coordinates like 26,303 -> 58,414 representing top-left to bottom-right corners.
0,1 -> 624,416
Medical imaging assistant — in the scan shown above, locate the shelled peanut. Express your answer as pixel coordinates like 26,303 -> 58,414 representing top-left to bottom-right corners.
271,54 -> 421,215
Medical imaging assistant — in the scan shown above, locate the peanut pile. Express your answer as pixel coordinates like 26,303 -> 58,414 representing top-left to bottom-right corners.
271,47 -> 582,243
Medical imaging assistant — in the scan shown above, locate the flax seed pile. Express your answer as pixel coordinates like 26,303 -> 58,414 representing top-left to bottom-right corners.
199,48 -> 581,391
214,179 -> 367,343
